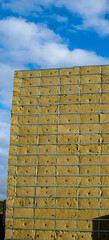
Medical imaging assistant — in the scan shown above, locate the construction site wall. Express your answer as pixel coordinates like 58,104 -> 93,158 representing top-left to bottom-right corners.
5,66 -> 109,240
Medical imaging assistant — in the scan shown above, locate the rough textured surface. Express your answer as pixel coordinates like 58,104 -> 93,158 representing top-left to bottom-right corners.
5,65 -> 109,239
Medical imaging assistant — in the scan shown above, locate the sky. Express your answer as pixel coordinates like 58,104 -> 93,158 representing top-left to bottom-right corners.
0,0 -> 109,200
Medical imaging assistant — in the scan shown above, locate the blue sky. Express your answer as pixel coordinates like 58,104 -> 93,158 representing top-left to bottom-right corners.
1,0 -> 109,200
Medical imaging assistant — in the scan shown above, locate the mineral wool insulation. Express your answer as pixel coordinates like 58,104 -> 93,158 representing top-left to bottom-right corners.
5,65 -> 109,240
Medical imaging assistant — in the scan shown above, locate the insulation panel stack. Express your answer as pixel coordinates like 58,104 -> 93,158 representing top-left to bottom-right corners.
5,66 -> 109,239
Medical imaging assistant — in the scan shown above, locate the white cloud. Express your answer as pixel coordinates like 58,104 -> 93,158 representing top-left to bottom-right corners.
0,165 -> 7,200
1,0 -> 109,35
1,0 -> 42,16
0,148 -> 9,166
52,14 -> 68,23
82,17 -> 109,36
0,64 -> 13,89
0,63 -> 15,108
0,110 -> 10,122
0,120 -> 10,200
0,17 -> 109,69
0,110 -> 11,201
0,121 -> 10,168
60,0 -> 108,18
0,121 -> 10,136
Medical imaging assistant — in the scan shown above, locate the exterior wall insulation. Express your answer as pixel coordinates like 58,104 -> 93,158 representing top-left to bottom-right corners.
5,65 -> 109,240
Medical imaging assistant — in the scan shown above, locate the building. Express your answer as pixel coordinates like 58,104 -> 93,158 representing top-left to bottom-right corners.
5,65 -> 109,239
0,200 -> 6,240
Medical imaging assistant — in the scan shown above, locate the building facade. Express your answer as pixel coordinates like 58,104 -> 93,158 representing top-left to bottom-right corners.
5,66 -> 109,239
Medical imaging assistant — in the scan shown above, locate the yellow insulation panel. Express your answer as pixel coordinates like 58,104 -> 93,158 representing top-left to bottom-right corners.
60,67 -> 79,75
22,78 -> 39,86
80,74 -> 99,83
5,66 -> 109,240
60,75 -> 78,84
41,76 -> 59,85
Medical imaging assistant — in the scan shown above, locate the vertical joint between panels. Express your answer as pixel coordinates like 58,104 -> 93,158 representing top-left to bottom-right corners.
33,71 -> 41,240
76,67 -> 80,240
12,72 -> 23,239
54,69 -> 60,239
98,65 -> 101,239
